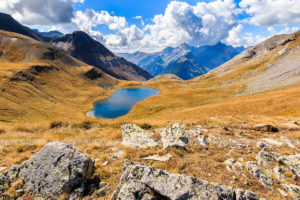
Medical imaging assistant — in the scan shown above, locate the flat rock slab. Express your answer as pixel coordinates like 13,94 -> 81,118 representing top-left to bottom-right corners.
253,124 -> 279,132
121,124 -> 158,148
159,123 -> 189,149
20,142 -> 96,199
112,160 -> 259,200
142,154 -> 172,162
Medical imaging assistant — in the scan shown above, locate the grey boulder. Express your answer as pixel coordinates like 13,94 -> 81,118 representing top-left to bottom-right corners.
121,124 -> 158,148
112,160 -> 259,200
159,123 -> 189,149
20,142 -> 98,199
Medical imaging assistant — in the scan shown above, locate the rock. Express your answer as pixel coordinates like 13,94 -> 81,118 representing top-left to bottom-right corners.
121,124 -> 158,148
246,161 -> 274,190
159,123 -> 189,149
282,183 -> 300,199
276,154 -> 300,178
142,154 -> 172,162
112,150 -> 125,160
283,122 -> 300,130
278,47 -> 287,56
0,167 -> 7,172
256,142 -> 272,149
20,142 -> 99,199
253,124 -> 279,132
273,167 -> 286,181
256,150 -> 274,166
112,160 -> 259,200
198,135 -> 209,149
277,188 -> 288,197
280,136 -> 296,148
103,161 -> 108,166
188,127 -> 203,136
224,158 -> 238,174
0,165 -> 21,194
261,138 -> 283,147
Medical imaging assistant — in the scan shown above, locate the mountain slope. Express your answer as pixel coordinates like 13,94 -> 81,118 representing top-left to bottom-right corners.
50,31 -> 152,81
119,43 -> 244,80
204,31 -> 300,94
0,12 -> 46,42
0,30 -> 118,122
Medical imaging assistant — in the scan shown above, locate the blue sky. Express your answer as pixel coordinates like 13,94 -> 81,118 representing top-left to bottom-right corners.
1,0 -> 300,53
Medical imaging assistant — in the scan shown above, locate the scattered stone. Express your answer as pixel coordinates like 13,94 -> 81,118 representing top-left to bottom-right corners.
159,123 -> 189,149
142,154 -> 172,162
112,160 -> 259,200
0,167 -> 7,172
224,158 -> 238,174
121,124 -> 158,149
103,161 -> 108,166
277,188 -> 288,197
112,150 -> 125,160
261,138 -> 283,147
253,124 -> 279,132
198,135 -> 209,149
0,165 -> 21,194
283,122 -> 300,130
20,142 -> 99,199
280,136 -> 296,148
246,161 -> 274,190
282,183 -> 300,199
188,127 -> 203,136
276,154 -> 300,178
256,150 -> 274,166
256,142 -> 272,149
273,167 -> 286,181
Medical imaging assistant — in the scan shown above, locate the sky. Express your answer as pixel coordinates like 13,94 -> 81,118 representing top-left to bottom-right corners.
1,0 -> 300,53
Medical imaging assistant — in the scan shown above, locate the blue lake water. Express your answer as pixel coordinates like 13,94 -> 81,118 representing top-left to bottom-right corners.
87,87 -> 159,118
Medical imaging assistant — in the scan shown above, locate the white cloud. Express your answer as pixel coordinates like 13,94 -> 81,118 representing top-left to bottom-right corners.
0,0 -> 83,26
240,0 -> 300,26
133,16 -> 142,20
267,26 -> 299,35
144,0 -> 238,49
223,24 -> 266,48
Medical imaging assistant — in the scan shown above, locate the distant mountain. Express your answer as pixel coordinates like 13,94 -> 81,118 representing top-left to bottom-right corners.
0,12 -> 45,42
0,12 -> 152,82
32,29 -> 63,38
50,31 -> 152,81
119,43 -> 244,80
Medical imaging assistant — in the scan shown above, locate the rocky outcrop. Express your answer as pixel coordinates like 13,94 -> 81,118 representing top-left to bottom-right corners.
112,160 -> 259,200
246,161 -> 274,190
256,150 -> 274,166
275,154 -> 300,178
282,183 -> 300,199
142,154 -> 172,162
198,135 -> 209,149
121,124 -> 158,148
159,123 -> 189,149
20,142 -> 98,199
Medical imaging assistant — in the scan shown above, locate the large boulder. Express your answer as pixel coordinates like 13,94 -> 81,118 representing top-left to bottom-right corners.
121,124 -> 158,148
112,160 -> 259,200
20,142 -> 98,199
159,123 -> 189,149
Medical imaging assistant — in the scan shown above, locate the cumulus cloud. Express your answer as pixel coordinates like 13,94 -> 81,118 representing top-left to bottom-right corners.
267,26 -> 299,35
240,0 -> 300,26
223,24 -> 266,48
0,0 -> 83,26
144,0 -> 238,48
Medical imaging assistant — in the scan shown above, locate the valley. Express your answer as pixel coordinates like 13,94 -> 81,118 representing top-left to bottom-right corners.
0,11 -> 299,200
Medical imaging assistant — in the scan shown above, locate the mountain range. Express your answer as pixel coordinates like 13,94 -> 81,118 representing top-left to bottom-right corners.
118,43 -> 244,80
0,12 -> 152,82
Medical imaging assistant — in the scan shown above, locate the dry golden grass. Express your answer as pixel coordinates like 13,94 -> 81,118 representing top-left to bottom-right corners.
0,30 -> 300,199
